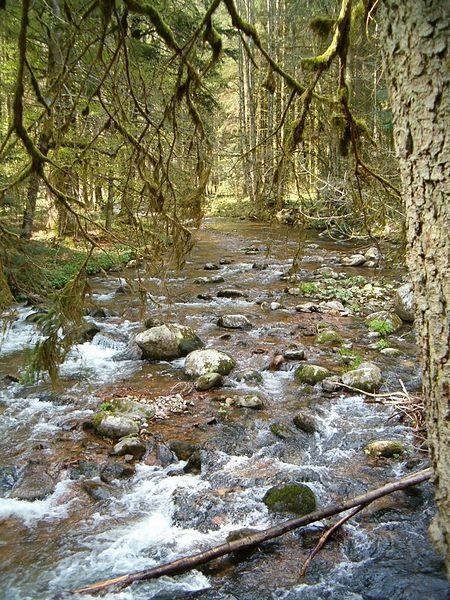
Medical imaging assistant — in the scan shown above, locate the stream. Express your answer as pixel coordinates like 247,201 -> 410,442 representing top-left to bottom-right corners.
0,218 -> 448,600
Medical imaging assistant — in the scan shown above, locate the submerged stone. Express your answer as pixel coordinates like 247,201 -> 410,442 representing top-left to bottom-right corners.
194,275 -> 224,284
263,483 -> 317,515
217,289 -> 249,298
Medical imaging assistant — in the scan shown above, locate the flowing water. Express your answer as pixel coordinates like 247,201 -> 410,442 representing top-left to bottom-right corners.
0,219 -> 447,600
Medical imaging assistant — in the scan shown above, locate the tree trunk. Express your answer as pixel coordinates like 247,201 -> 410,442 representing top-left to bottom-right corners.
380,0 -> 449,571
21,171 -> 40,239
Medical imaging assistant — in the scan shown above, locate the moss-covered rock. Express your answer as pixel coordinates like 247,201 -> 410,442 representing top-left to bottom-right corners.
364,440 -> 406,459
341,361 -> 382,392
366,311 -> 403,335
270,422 -> 294,439
263,483 -> 317,515
135,324 -> 204,360
234,369 -> 264,384
316,329 -> 344,346
295,364 -> 330,385
194,372 -> 223,391
185,349 -> 236,377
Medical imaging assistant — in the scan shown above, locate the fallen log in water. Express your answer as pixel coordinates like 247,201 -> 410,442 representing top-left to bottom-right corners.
72,467 -> 432,595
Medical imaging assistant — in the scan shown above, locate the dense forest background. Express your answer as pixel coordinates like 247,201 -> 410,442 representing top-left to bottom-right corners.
0,0 -> 402,304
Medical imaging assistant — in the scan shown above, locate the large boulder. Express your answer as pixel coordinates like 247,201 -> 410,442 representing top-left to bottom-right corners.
295,364 -> 330,385
218,314 -> 252,329
134,324 -> 204,360
341,361 -> 382,392
185,349 -> 236,377
394,283 -> 415,322
263,483 -> 316,516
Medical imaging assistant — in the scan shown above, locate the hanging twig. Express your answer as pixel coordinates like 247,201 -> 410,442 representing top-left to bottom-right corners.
71,468 -> 432,595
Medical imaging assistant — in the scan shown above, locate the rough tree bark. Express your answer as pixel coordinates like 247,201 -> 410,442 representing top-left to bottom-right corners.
380,0 -> 449,570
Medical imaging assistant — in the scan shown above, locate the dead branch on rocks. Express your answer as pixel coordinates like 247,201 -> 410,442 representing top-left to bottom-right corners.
340,379 -> 426,443
71,468 -> 432,595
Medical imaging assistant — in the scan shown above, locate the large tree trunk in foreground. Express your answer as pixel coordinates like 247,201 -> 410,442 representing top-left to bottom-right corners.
380,0 -> 449,570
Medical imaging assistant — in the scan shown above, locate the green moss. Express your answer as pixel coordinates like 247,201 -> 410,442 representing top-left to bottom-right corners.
309,15 -> 335,37
5,240 -> 132,300
364,440 -> 406,459
263,483 -> 317,515
368,319 -> 394,336
299,282 -> 317,295
270,422 -> 293,439
295,364 -> 330,385
338,348 -> 362,370
376,339 -> 390,350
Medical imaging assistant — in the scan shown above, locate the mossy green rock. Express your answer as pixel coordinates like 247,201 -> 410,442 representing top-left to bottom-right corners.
341,361 -> 382,392
316,329 -> 344,346
295,364 -> 330,385
185,349 -> 236,377
263,483 -> 317,516
270,422 -> 294,439
366,311 -> 403,334
194,372 -> 223,391
364,440 -> 406,459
